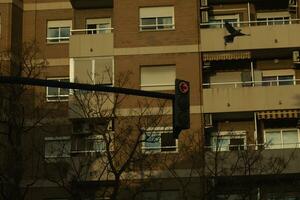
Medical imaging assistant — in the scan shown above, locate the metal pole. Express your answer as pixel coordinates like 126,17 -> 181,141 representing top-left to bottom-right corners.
0,76 -> 174,100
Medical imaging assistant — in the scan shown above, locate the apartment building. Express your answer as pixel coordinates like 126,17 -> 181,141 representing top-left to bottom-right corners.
1,0 -> 300,199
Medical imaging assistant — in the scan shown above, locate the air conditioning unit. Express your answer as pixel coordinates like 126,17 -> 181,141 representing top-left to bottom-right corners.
204,114 -> 213,128
293,51 -> 300,63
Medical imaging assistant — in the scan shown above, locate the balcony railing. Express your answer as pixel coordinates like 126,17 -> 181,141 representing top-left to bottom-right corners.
200,19 -> 300,28
203,79 -> 300,88
205,142 -> 300,152
70,27 -> 114,35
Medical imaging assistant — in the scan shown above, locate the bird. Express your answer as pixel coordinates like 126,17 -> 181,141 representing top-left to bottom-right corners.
224,22 -> 249,45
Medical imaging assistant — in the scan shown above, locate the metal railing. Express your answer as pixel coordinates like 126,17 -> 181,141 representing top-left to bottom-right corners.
205,142 -> 300,152
70,27 -> 114,35
203,79 -> 300,88
200,19 -> 300,28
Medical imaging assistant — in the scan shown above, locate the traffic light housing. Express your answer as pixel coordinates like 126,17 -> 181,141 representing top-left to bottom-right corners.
173,79 -> 190,138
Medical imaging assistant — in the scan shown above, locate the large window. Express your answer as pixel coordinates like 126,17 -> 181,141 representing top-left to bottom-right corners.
140,65 -> 175,91
139,6 -> 175,31
86,18 -> 111,34
257,12 -> 291,26
47,20 -> 72,43
262,70 -> 295,86
46,78 -> 69,101
265,129 -> 299,149
142,127 -> 178,153
72,57 -> 113,85
210,131 -> 246,151
45,136 -> 71,160
209,14 -> 240,28
72,135 -> 107,153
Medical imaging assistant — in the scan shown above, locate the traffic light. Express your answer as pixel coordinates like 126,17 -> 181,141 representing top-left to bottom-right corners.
173,79 -> 190,138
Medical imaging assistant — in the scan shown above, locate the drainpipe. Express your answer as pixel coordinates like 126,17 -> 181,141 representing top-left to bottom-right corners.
254,112 -> 258,150
251,61 -> 254,86
247,2 -> 251,26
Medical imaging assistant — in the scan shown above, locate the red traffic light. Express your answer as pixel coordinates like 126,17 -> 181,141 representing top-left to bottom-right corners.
178,81 -> 189,94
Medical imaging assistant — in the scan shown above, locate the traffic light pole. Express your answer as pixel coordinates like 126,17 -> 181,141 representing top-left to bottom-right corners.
0,76 -> 189,138
0,76 -> 174,100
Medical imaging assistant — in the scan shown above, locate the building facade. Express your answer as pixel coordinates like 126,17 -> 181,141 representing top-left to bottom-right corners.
1,0 -> 300,199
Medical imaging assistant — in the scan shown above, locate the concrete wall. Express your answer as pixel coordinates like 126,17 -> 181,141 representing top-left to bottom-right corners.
203,85 -> 300,113
201,24 -> 300,52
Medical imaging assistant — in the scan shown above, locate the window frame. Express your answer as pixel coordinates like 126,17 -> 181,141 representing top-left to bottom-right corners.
209,14 -> 240,28
72,134 -> 108,154
46,77 -> 69,102
71,57 -> 114,85
86,18 -> 112,34
264,128 -> 300,149
210,130 -> 247,152
44,136 -> 71,161
139,6 -> 175,31
142,127 -> 178,154
47,20 -> 72,44
257,11 -> 291,25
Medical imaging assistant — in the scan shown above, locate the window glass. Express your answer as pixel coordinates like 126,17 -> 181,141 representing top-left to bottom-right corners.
45,137 -> 71,159
282,130 -> 298,148
143,128 -> 177,153
141,18 -> 157,30
211,131 -> 246,151
278,75 -> 293,85
47,28 -> 59,42
46,78 -> 69,101
86,18 -> 111,34
265,130 -> 281,149
47,20 -> 71,43
139,6 -> 174,31
157,17 -> 173,29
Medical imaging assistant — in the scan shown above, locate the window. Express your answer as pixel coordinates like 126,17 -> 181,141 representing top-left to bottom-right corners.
86,18 -> 111,34
262,75 -> 294,86
210,131 -> 246,151
47,20 -> 72,43
265,129 -> 299,149
72,135 -> 107,154
46,78 -> 69,101
142,127 -> 178,153
72,57 -> 113,85
209,14 -> 240,28
140,65 -> 175,91
45,136 -> 71,160
139,6 -> 175,31
257,12 -> 291,26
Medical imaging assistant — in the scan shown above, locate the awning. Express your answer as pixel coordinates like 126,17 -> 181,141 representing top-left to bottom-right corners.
257,109 -> 300,120
202,51 -> 251,61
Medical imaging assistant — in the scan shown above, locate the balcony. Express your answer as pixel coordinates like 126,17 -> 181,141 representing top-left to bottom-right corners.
205,145 -> 300,176
200,19 -> 300,52
70,0 -> 113,9
203,79 -> 300,113
69,28 -> 114,58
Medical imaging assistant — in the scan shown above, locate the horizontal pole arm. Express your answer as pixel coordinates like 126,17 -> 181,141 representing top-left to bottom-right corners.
0,76 -> 174,100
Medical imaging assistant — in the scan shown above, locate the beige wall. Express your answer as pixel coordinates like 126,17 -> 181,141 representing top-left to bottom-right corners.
203,85 -> 300,113
201,24 -> 300,52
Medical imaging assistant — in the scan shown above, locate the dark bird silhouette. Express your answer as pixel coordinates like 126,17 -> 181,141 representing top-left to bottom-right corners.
224,22 -> 249,45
